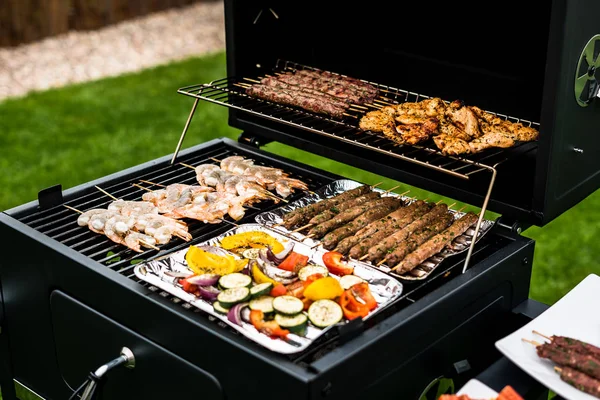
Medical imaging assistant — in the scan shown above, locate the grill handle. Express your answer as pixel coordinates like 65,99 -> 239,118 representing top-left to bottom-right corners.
70,347 -> 135,400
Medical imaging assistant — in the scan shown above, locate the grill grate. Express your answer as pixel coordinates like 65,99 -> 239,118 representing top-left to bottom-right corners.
178,59 -> 540,181
17,142 -> 330,276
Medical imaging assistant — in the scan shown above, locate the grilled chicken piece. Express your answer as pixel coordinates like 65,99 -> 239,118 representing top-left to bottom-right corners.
439,120 -> 471,141
358,109 -> 395,132
470,106 -> 539,142
395,118 -> 439,144
395,97 -> 446,117
445,100 -> 481,139
468,131 -> 515,153
433,135 -> 471,155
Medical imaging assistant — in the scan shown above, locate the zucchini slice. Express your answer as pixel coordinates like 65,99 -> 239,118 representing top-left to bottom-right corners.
298,265 -> 329,281
219,273 -> 252,290
272,295 -> 304,315
308,299 -> 343,328
213,301 -> 230,314
250,282 -> 273,298
275,313 -> 308,334
339,275 -> 365,290
249,296 -> 274,314
242,248 -> 262,259
217,287 -> 251,308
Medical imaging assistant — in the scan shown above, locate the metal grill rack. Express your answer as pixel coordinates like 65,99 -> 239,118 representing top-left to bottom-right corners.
17,143 -> 329,278
174,60 -> 540,271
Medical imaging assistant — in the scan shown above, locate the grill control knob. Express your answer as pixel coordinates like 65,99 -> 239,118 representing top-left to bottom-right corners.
574,34 -> 600,107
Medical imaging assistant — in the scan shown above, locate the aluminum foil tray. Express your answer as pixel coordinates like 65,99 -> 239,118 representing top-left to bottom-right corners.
134,223 -> 402,355
255,179 -> 495,281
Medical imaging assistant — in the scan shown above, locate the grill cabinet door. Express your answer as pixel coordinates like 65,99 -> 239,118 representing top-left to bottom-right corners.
50,290 -> 224,400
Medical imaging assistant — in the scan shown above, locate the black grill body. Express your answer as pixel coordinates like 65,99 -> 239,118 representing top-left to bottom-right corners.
0,139 -> 535,399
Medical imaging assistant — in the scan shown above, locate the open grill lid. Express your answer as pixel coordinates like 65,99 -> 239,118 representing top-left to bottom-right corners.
212,0 -> 600,227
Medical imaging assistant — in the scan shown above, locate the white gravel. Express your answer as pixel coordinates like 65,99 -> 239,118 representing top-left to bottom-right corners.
0,1 -> 225,101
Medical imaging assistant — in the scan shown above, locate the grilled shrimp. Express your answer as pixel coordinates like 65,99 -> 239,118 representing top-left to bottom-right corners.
194,164 -> 220,185
77,209 -> 109,226
108,200 -> 158,216
87,210 -> 120,234
142,189 -> 166,203
221,156 -> 254,174
235,181 -> 275,202
274,177 -> 309,198
124,232 -> 157,253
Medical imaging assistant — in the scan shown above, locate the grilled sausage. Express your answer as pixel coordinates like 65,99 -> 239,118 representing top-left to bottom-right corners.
282,185 -> 371,229
335,200 -> 430,255
309,191 -> 381,225
343,201 -> 432,258
321,199 -> 404,250
392,212 -> 478,274
384,213 -> 453,266
537,343 -> 600,380
308,197 -> 400,239
367,204 -> 449,263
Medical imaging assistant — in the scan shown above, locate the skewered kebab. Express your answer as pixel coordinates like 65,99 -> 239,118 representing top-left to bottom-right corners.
308,191 -> 381,225
321,198 -> 404,249
352,201 -> 438,261
271,73 -> 374,104
536,342 -> 600,380
295,70 -> 378,98
392,212 -> 478,273
334,199 -> 431,257
534,331 -> 600,359
308,197 -> 403,239
283,184 -> 374,229
383,214 -> 454,266
367,204 -> 450,263
260,77 -> 353,108
556,366 -> 600,398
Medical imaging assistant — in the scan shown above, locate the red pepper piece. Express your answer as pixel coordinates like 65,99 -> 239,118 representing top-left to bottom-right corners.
278,252 -> 309,272
350,282 -> 377,311
322,251 -> 354,276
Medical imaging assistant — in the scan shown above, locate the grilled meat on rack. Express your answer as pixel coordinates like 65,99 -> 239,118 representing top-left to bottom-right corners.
309,192 -> 381,225
260,77 -> 350,108
246,84 -> 347,118
321,198 -> 404,249
308,197 -> 401,239
274,73 -> 368,104
359,96 -> 539,154
392,212 -> 478,274
282,185 -> 372,229
366,203 -> 447,263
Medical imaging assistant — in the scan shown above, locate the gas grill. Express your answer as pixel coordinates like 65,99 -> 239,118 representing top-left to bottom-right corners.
1,1 -> 599,399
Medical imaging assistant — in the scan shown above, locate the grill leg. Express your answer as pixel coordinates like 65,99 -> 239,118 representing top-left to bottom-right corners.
0,280 -> 17,400
170,98 -> 200,165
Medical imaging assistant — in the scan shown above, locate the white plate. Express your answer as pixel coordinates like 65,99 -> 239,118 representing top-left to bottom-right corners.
457,379 -> 498,398
495,274 -> 600,400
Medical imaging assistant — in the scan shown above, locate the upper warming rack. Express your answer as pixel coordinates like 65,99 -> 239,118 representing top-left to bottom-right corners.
177,60 -> 540,181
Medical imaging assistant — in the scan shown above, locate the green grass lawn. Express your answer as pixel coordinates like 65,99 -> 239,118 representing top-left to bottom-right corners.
1,51 -> 598,307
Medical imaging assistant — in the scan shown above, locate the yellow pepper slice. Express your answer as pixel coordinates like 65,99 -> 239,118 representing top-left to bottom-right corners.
303,277 -> 344,301
252,262 -> 281,285
185,246 -> 238,276
220,231 -> 284,254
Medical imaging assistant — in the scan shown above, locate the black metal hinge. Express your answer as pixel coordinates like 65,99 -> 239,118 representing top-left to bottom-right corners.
237,131 -> 272,148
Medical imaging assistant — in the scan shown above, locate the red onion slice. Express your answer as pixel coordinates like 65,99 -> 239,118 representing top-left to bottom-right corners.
185,273 -> 220,286
266,242 -> 295,265
197,285 -> 220,301
227,302 -> 248,326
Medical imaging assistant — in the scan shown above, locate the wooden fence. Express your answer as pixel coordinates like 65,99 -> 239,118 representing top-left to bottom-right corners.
0,0 -> 205,47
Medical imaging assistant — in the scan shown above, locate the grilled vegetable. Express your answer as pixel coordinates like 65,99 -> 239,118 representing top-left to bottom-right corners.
274,313 -> 308,334
197,285 -> 220,301
185,273 -> 220,287
350,282 -> 377,311
272,295 -> 304,315
303,277 -> 344,301
249,310 -> 289,338
241,248 -> 262,259
249,296 -> 274,314
220,231 -> 284,253
212,301 -> 230,314
322,251 -> 354,276
297,265 -> 329,281
339,290 -> 369,320
497,385 -> 524,400
265,242 -> 295,264
277,252 -> 309,272
270,284 -> 287,297
250,282 -> 273,298
219,273 -> 252,290
339,275 -> 365,290
255,258 -> 298,284
217,287 -> 251,308
185,246 -> 239,276
227,302 -> 248,326
251,260 -> 280,285
308,299 -> 343,328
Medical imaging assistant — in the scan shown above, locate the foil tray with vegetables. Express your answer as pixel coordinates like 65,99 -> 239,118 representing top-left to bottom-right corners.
134,223 -> 403,354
